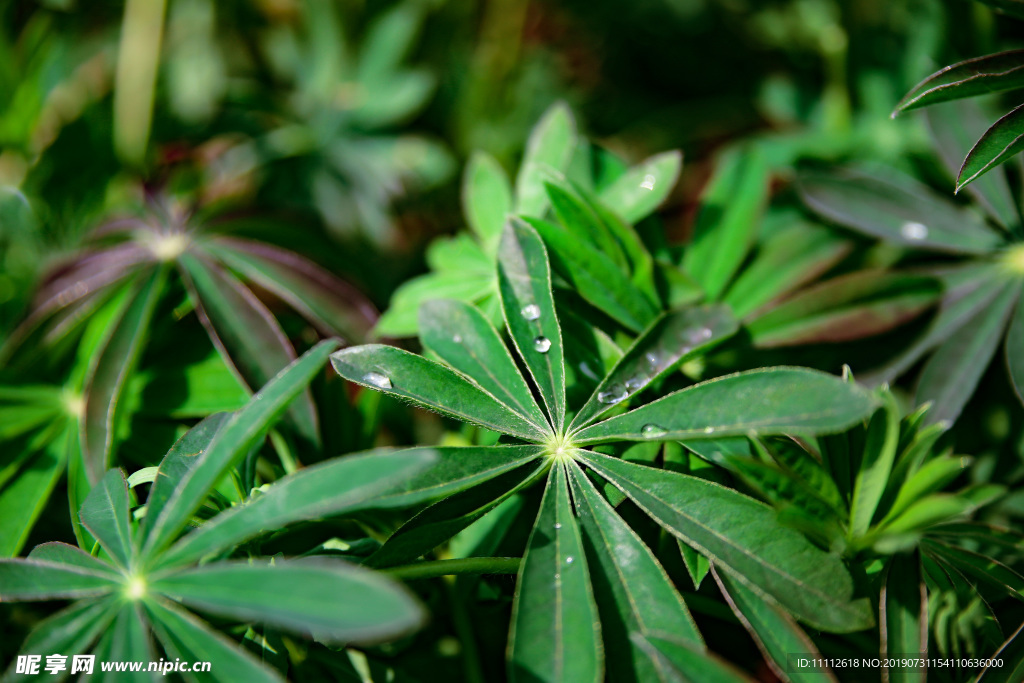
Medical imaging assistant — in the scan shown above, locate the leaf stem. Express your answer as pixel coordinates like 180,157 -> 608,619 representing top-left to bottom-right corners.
383,557 -> 521,581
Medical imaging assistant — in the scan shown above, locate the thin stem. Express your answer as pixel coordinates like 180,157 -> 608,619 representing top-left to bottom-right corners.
384,557 -> 521,581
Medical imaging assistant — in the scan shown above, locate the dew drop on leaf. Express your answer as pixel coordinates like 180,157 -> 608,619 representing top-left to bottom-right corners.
703,426 -> 715,434
900,221 -> 928,240
625,376 -> 646,391
534,336 -> 552,353
565,556 -> 574,564
554,523 -> 562,530
363,372 -> 392,389
645,352 -> 660,370
521,304 -> 541,320
597,384 -> 628,404
641,424 -> 667,438
640,174 -> 656,190
453,334 -> 462,343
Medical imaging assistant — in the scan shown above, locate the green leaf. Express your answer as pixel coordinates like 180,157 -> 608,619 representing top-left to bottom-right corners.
158,448 -> 438,568
894,50 -> 1024,115
526,215 -> 658,332
924,540 -> 1024,599
508,464 -> 602,683
631,633 -> 755,683
977,621 -> 1024,683
977,0 -> 1024,20
153,558 -> 424,644
81,266 -> 166,483
92,603 -> 154,683
882,495 -> 974,535
369,456 -> 545,568
419,299 -> 548,429
463,151 -> 513,253
179,252 -> 319,448
959,102 -> 1024,191
575,367 -> 877,445
0,559 -> 118,600
79,469 -> 133,570
849,395 -> 900,539
141,340 -> 339,561
28,542 -> 120,577
376,270 -> 493,338
797,168 -> 1003,254
2,598 -> 119,680
497,220 -> 566,431
683,146 -> 770,300
0,423 -> 68,557
568,461 -> 703,682
571,305 -> 738,430
330,344 -> 548,441
714,569 -> 837,683
881,554 -> 927,683
545,180 -> 628,270
578,451 -> 874,632
880,456 -> 970,527
515,102 -> 577,217
137,413 -> 229,549
144,597 -> 284,683
1008,286 -> 1024,405
746,271 -> 938,348
915,281 -> 1019,424
598,151 -> 682,224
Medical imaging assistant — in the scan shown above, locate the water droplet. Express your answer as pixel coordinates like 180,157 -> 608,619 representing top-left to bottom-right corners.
625,376 -> 646,391
642,424 -> 667,438
254,393 -> 263,401
597,384 -> 628,404
521,304 -> 541,321
534,336 -> 552,353
703,426 -> 715,434
684,326 -> 713,345
453,334 -> 462,343
900,221 -> 928,240
640,174 -> 656,190
554,523 -> 562,530
554,573 -> 561,579
645,352 -> 660,370
565,556 -> 574,564
363,372 -> 392,389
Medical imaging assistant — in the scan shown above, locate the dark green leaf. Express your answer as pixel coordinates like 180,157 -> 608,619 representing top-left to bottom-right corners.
92,603 -> 154,683
0,559 -> 118,600
497,220 -> 566,431
508,464 -> 602,683
895,50 -> 1024,114
578,451 -> 874,632
575,367 -> 877,445
881,554 -> 927,683
977,621 -> 1024,683
419,299 -> 548,429
330,344 -> 548,440
977,0 -> 1024,19
27,541 -> 120,577
571,305 -> 738,430
1008,285 -> 1024,405
959,103 -> 1024,191
545,180 -> 628,270
598,151 -> 682,224
2,598 -> 118,681
0,423 -> 68,557
631,633 -> 755,683
79,469 -> 133,570
153,558 -> 424,644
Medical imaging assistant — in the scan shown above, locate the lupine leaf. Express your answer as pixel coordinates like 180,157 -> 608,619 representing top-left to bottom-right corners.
0,423 -> 68,557
545,180 -> 628,270
27,542 -> 120,577
568,460 -> 703,682
849,395 -> 900,539
571,305 -> 738,430
977,621 -> 1024,683
376,270 -> 493,338
959,102 -> 1024,191
497,220 -> 566,431
91,603 -> 153,683
515,102 -> 577,217
153,558 -> 423,644
599,151 -> 682,224
714,568 -> 837,683
141,341 -> 339,560
0,559 -> 119,600
575,367 -> 877,445
508,464 -> 602,683
798,167 -> 1003,254
895,50 -> 1024,114
1008,286 -> 1024,405
419,299 -> 548,429
881,553 -> 927,683
463,151 -> 513,253
330,344 -> 548,441
81,266 -> 166,483
631,633 -> 755,683
79,469 -> 133,570
578,451 -> 874,632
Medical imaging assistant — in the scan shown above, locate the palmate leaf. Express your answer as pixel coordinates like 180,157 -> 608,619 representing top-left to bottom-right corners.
598,150 -> 682,225
631,633 -> 754,683
959,103 -> 1024,191
894,50 -> 1024,115
91,603 -> 154,683
508,464 -> 602,683
1008,290 -> 1024,403
79,468 -> 134,569
545,180 -> 629,272
881,553 -> 927,683
515,102 -> 577,217
0,558 -> 119,600
463,151 -> 513,254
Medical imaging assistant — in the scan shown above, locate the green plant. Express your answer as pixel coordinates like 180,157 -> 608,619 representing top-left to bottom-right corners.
0,342 -> 441,681
331,218 -> 882,681
798,100 -> 1024,424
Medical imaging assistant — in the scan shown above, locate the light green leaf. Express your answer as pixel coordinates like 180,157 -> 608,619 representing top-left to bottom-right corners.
881,554 -> 927,683
578,451 -> 874,632
419,299 -> 548,429
714,569 -> 837,683
79,469 -> 134,570
153,558 -> 424,644
894,50 -> 1024,114
497,220 -> 566,431
463,151 -> 513,253
376,270 -> 493,338
849,395 -> 900,539
959,103 -> 1024,191
330,344 -> 548,441
141,340 -> 339,561
568,460 -> 703,682
599,151 -> 682,224
0,423 -> 68,557
881,456 -> 970,528
515,102 -> 577,217
571,305 -> 738,430
575,367 -> 877,445
508,464 -> 602,683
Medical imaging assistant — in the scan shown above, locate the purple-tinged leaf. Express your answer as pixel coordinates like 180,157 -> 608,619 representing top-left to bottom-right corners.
895,50 -> 1024,115
958,102 -> 1024,192
1007,283 -> 1024,407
